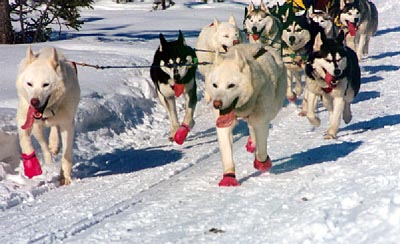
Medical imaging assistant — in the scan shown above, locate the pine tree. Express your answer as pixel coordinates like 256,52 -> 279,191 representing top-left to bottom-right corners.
0,0 -> 13,44
9,0 -> 94,43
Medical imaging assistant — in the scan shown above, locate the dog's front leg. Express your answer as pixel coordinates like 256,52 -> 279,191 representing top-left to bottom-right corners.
216,121 -> 239,186
48,126 -> 60,155
182,81 -> 197,129
294,71 -> 303,97
32,123 -> 52,165
174,81 -> 197,145
59,121 -> 75,185
157,90 -> 179,141
286,70 -> 296,101
356,33 -> 367,60
325,97 -> 345,139
216,125 -> 234,174
249,117 -> 272,173
306,91 -> 321,127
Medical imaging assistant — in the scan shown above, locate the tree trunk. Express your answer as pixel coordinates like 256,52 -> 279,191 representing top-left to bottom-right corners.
0,0 -> 13,44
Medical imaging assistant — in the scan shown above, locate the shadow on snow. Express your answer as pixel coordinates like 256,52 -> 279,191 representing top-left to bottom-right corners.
74,147 -> 183,178
270,141 -> 363,174
341,114 -> 400,134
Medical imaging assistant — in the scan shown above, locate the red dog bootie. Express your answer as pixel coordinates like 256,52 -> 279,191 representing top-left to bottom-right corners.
254,156 -> 272,173
218,173 -> 240,187
246,136 -> 256,153
174,123 -> 190,145
22,152 -> 43,178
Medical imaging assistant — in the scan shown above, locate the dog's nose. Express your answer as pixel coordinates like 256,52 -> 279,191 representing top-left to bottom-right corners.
213,100 -> 223,109
334,69 -> 341,76
252,26 -> 257,33
354,18 -> 359,24
289,36 -> 296,44
30,98 -> 40,108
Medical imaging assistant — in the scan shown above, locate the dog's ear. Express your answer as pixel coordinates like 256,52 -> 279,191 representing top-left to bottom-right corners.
49,48 -> 60,70
26,46 -> 36,64
233,49 -> 245,72
313,32 -> 323,51
248,1 -> 255,13
178,30 -> 186,45
213,17 -> 220,28
260,0 -> 269,14
228,15 -> 236,26
159,33 -> 167,52
307,5 -> 314,19
244,6 -> 248,17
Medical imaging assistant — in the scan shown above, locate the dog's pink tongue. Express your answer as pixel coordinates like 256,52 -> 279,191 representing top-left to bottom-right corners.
252,34 -> 260,41
174,83 -> 185,97
21,106 -> 39,130
348,22 -> 357,36
216,110 -> 235,128
325,72 -> 334,84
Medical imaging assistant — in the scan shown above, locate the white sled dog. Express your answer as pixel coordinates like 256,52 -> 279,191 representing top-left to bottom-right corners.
206,44 -> 287,186
339,0 -> 378,60
196,16 -> 244,79
16,47 -> 80,185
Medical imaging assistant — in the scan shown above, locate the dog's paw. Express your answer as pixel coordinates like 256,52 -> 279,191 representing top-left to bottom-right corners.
343,113 -> 352,124
286,92 -> 297,102
60,175 -> 72,185
323,133 -> 337,140
307,116 -> 321,127
218,173 -> 240,187
245,136 -> 256,153
254,156 -> 272,173
298,110 -> 307,117
174,123 -> 190,145
49,145 -> 59,155
22,152 -> 43,179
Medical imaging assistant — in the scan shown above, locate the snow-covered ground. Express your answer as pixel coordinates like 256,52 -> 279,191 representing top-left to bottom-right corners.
1,0 -> 399,243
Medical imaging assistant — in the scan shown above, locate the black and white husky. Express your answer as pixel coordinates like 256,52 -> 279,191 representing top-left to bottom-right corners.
243,0 -> 282,48
150,31 -> 197,145
339,0 -> 378,60
281,9 -> 320,115
305,31 -> 361,139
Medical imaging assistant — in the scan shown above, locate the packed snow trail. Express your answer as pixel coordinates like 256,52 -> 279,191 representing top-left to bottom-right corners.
1,1 -> 400,243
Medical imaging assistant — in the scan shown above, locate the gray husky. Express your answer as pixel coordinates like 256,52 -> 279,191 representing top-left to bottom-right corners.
339,0 -> 378,60
243,0 -> 282,49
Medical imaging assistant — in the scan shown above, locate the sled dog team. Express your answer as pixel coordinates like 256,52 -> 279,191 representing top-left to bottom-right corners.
16,0 -> 377,186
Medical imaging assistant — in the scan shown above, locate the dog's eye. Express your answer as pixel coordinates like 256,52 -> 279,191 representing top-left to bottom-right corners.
224,34 -> 229,38
227,84 -> 235,89
27,82 -> 32,87
213,83 -> 218,88
43,83 -> 49,88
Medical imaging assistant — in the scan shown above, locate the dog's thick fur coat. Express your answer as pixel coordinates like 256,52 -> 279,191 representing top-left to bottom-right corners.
16,47 -> 80,185
305,32 -> 360,139
150,31 -> 197,144
206,44 -> 286,186
339,0 -> 378,60
196,16 -> 243,78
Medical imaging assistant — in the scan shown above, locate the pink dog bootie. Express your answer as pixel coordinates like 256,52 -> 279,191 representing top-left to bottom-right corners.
218,173 -> 240,187
254,156 -> 272,173
174,123 -> 190,145
22,152 -> 43,178
246,136 -> 256,153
